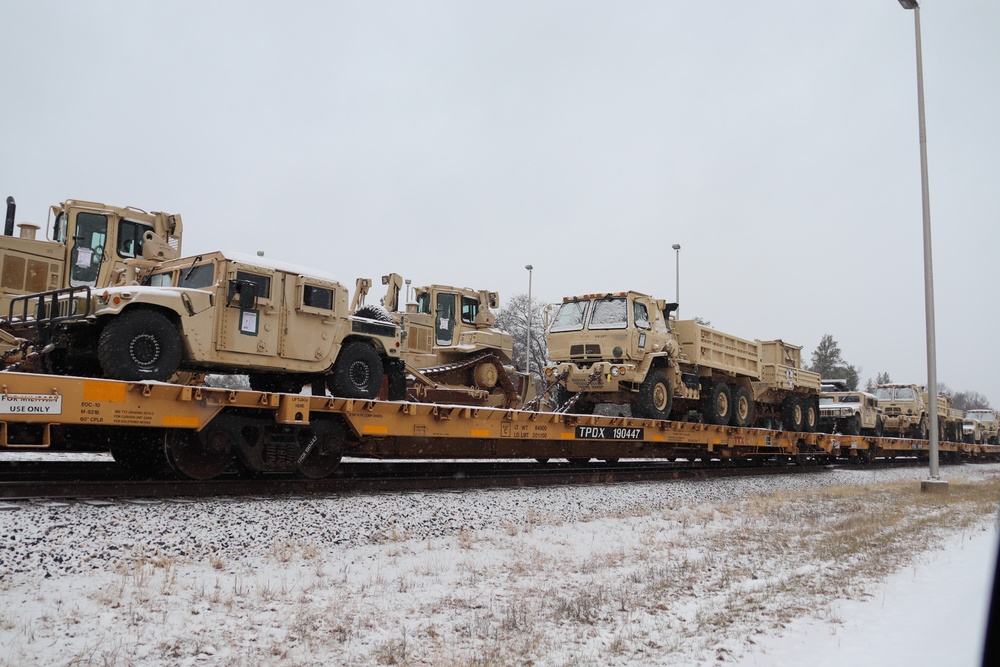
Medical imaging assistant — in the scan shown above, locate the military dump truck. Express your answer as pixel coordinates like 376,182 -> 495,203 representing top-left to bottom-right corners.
352,273 -> 529,408
2,251 -> 404,399
873,383 -> 963,440
0,197 -> 182,314
542,291 -> 822,431
964,409 -> 999,445
818,379 -> 884,436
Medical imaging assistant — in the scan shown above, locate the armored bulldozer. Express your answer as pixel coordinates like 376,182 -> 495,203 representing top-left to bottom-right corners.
2,251 -> 404,399
542,291 -> 821,431
352,273 -> 530,408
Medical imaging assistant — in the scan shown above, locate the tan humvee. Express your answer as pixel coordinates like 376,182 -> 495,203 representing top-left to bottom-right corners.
5,251 -> 403,398
818,380 -> 884,436
0,197 -> 182,316
352,273 -> 529,407
964,409 -> 999,445
543,291 -> 821,431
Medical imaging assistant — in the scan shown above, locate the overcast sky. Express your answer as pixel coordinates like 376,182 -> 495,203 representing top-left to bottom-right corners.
2,1 -> 998,403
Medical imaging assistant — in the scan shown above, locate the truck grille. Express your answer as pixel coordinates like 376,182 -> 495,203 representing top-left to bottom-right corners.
569,344 -> 602,359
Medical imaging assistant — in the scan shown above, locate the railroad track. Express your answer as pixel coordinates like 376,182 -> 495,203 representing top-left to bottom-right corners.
0,459 -> 839,501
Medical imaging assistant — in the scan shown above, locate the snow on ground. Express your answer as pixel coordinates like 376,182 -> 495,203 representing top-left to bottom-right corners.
1,463 -> 998,666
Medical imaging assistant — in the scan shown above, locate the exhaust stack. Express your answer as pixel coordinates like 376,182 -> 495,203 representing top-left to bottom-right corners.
4,196 -> 14,236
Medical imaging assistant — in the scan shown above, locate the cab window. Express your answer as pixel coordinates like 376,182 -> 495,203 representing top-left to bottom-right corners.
117,219 -> 154,259
416,291 -> 431,315
303,285 -> 333,310
236,271 -> 271,300
461,296 -> 478,324
69,212 -> 108,287
589,297 -> 628,330
634,302 -> 650,330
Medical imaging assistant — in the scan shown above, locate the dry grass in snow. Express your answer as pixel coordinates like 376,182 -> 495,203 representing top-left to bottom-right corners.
2,467 -> 998,666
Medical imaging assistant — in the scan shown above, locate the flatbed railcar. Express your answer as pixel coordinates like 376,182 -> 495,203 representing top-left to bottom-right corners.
0,372 -> 997,480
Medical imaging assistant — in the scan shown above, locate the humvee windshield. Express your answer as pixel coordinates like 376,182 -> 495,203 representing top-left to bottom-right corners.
968,411 -> 997,424
841,395 -> 860,403
819,397 -> 835,405
146,263 -> 215,290
589,298 -> 628,330
550,301 -> 589,333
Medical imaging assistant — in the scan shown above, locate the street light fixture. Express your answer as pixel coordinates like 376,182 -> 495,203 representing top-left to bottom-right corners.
671,244 -> 681,318
524,265 -> 533,376
898,0 -> 946,492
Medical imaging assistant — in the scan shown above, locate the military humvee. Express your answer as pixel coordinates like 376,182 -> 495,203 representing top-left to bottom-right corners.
5,251 -> 403,399
818,380 -> 884,436
964,409 -> 999,445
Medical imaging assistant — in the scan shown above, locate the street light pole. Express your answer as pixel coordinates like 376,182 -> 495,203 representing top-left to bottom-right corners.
525,265 -> 533,377
898,0 -> 946,492
671,244 -> 681,318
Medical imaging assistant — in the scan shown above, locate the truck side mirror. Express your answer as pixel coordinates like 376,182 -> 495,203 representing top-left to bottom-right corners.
227,279 -> 258,310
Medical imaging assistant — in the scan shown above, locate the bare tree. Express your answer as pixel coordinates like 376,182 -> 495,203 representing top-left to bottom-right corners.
864,371 -> 892,393
495,292 -> 549,383
952,390 -> 993,411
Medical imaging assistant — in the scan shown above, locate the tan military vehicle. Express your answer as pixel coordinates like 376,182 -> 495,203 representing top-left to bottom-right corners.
4,251 -> 404,399
818,380 -> 884,436
964,409 -> 999,445
352,273 -> 529,407
0,197 -> 182,315
543,291 -> 822,431
873,383 -> 963,440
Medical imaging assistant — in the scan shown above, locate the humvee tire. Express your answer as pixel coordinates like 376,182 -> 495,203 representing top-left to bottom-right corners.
98,308 -> 182,381
329,342 -> 384,399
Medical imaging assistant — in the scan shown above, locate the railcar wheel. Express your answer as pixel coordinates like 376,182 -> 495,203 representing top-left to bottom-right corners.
165,429 -> 234,480
702,382 -> 732,426
297,422 -> 345,479
329,342 -> 384,399
98,309 -> 182,381
731,386 -> 753,428
632,370 -> 673,420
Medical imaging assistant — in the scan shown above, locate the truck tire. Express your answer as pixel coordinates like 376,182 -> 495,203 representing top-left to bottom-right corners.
632,370 -> 673,420
803,399 -> 818,433
329,342 -> 384,399
702,381 -> 732,426
843,414 -> 861,436
781,397 -> 805,432
354,304 -> 393,322
98,309 -> 182,382
913,417 -> 927,440
731,386 -> 753,428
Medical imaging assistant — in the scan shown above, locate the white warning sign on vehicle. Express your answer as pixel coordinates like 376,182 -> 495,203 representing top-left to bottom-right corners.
0,394 -> 63,415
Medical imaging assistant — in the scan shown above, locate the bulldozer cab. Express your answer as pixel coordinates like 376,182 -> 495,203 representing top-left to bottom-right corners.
0,198 -> 182,315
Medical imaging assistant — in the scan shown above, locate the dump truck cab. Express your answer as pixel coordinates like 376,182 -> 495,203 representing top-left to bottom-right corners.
874,383 -> 929,439
964,409 -> 999,445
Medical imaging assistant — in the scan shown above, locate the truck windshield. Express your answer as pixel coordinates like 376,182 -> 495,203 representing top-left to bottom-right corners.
589,298 -> 628,330
550,301 -> 589,332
